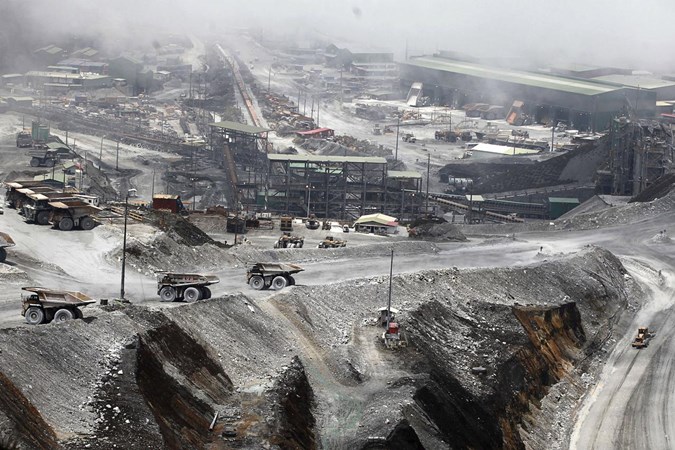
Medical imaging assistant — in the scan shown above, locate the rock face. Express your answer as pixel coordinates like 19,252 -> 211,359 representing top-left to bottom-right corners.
0,247 -> 632,449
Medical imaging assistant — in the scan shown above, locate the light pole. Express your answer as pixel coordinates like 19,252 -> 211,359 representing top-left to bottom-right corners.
120,189 -> 132,300
394,116 -> 400,161
99,135 -> 105,165
425,152 -> 431,214
306,184 -> 312,216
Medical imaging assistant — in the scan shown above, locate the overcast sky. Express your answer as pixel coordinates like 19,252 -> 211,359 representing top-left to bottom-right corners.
13,0 -> 675,71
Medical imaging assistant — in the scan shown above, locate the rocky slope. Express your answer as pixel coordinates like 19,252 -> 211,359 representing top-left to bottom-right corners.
0,246 -> 637,449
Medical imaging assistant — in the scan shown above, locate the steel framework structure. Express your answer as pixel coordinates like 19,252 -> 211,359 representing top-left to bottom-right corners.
266,154 -> 421,219
209,121 -> 270,209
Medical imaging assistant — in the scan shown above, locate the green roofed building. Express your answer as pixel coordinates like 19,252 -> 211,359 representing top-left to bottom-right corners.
548,197 -> 580,219
399,55 -> 656,131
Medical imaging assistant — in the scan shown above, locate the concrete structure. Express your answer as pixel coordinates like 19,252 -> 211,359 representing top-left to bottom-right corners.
399,55 -> 656,131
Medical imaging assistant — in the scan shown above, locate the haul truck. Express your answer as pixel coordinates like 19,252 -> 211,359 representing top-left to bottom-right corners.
246,263 -> 304,290
49,200 -> 101,231
21,287 -> 96,325
156,272 -> 220,302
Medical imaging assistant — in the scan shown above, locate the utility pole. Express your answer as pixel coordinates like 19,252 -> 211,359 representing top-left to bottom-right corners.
310,96 -> 315,121
395,116 -> 400,161
120,192 -> 129,300
339,69 -> 344,108
115,141 -> 120,170
386,248 -> 394,335
267,67 -> 271,94
425,152 -> 430,214
99,136 -> 104,164
316,97 -> 320,127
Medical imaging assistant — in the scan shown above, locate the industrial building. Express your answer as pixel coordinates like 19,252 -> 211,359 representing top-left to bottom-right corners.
56,58 -> 109,75
399,55 -> 656,132
591,74 -> 675,101
208,120 -> 271,210
24,71 -> 112,93
266,154 -> 421,220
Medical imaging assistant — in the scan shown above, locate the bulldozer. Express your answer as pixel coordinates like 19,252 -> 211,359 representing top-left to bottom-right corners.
631,326 -> 652,348
274,233 -> 304,248
401,132 -> 416,143
318,235 -> 347,248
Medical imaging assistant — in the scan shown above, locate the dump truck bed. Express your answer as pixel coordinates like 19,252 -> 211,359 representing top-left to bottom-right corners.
48,201 -> 102,214
156,272 -> 220,287
22,287 -> 96,307
0,232 -> 15,248
249,263 -> 304,275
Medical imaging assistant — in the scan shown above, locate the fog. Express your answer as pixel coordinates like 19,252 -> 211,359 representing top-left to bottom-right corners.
3,0 -> 675,71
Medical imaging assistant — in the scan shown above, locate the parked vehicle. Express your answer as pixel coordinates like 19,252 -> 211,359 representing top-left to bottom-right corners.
280,216 -> 293,232
48,200 -> 101,231
21,287 -> 96,325
16,131 -> 33,148
306,215 -> 320,230
29,150 -> 61,167
0,232 -> 15,262
246,263 -> 304,290
318,236 -> 347,248
156,272 -> 220,302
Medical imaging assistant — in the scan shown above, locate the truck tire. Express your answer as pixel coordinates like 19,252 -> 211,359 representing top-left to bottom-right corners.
288,276 -> 295,286
159,286 -> 177,302
25,306 -> 44,325
37,210 -> 50,225
30,157 -> 40,167
0,247 -> 6,263
73,308 -> 83,319
249,276 -> 264,290
184,287 -> 201,302
200,287 -> 211,299
272,276 -> 288,290
80,217 -> 95,230
53,308 -> 74,323
59,217 -> 74,231
47,159 -> 56,167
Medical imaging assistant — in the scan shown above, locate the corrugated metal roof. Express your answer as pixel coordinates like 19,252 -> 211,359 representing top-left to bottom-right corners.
354,213 -> 398,226
548,197 -> 580,204
472,143 -> 541,155
209,120 -> 270,134
403,56 -> 622,96
592,74 -> 675,90
268,154 -> 387,164
153,194 -> 179,199
388,170 -> 422,179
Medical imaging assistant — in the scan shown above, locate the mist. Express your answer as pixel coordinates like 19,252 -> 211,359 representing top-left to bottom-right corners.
2,0 -> 675,72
